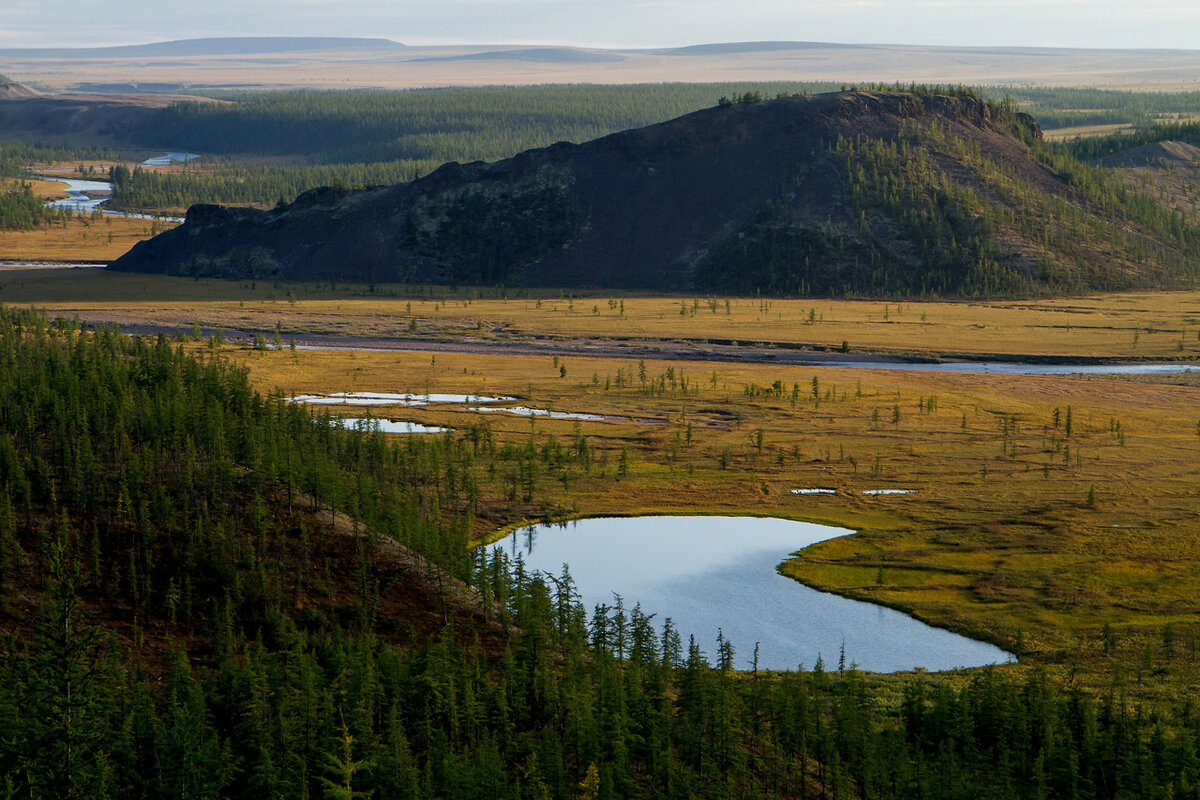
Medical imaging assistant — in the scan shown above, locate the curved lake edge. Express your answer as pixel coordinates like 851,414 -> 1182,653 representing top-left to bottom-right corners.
777,562 -> 1014,664
479,512 -> 1016,672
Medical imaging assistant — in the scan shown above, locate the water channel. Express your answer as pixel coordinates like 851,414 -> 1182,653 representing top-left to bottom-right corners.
287,344 -> 1200,375
487,515 -> 1013,673
35,154 -> 198,222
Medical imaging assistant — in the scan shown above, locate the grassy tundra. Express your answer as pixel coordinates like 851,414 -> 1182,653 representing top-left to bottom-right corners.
4,268 -> 1200,696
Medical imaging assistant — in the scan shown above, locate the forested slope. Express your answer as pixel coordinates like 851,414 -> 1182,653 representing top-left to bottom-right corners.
3,310 -> 1200,797
111,89 -> 1200,297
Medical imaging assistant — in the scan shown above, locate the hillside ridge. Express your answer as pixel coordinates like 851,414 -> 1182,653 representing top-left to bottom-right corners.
109,89 -> 1200,297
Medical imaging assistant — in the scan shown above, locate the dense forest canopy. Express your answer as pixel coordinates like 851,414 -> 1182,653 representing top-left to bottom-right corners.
0,141 -> 115,178
2,308 -> 1200,797
0,306 -> 1196,798
88,83 -> 1200,212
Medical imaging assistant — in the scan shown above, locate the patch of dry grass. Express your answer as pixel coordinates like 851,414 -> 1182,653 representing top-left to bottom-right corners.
0,216 -> 178,262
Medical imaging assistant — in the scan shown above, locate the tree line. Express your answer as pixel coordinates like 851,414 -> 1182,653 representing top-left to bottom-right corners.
694,108 -> 1200,298
1,308 -> 1200,797
0,141 -> 116,178
98,83 -> 1200,217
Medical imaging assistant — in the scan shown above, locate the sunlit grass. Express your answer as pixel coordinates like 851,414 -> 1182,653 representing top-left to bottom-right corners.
7,269 -> 1200,360
0,216 -> 177,262
196,339 -> 1200,685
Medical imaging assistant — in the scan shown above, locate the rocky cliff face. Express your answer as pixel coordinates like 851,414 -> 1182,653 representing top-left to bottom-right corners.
110,90 -> 1197,296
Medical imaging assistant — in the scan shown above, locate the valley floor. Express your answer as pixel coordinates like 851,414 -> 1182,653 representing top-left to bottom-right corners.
3,268 -> 1197,696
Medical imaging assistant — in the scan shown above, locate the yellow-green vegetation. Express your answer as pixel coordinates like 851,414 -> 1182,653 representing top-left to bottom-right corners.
1043,123 -> 1136,141
8,269 -> 1200,360
8,268 -> 1200,693
0,215 -> 177,262
212,338 -> 1200,693
0,176 -> 73,201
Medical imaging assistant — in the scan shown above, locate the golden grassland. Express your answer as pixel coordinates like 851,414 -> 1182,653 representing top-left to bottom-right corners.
0,176 -> 77,201
1043,123 -> 1136,141
8,268 -> 1200,692
211,339 -> 1200,692
6,269 -> 1200,361
0,216 -> 177,262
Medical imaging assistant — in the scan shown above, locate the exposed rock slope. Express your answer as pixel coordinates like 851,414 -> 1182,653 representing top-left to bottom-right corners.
110,91 -> 1200,296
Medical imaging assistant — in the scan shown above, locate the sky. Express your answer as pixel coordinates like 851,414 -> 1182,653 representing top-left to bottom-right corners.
2,0 -> 1199,51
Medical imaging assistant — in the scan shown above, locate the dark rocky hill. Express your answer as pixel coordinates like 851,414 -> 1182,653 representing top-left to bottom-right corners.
109,90 -> 1200,296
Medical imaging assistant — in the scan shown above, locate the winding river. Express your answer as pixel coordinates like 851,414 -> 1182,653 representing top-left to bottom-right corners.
35,154 -> 197,222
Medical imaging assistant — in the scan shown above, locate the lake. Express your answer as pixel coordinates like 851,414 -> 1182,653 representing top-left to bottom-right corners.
487,515 -> 1012,673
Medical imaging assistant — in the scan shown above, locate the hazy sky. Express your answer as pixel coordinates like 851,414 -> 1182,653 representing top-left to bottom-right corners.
2,0 -> 1198,50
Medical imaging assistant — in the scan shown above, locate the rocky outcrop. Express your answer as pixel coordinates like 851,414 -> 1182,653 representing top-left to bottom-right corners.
110,90 -> 1195,296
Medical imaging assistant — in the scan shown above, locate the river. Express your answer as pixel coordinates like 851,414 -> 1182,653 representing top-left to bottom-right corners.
35,153 -> 199,222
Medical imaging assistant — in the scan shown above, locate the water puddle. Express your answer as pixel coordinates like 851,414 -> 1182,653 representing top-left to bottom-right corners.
289,391 -> 513,407
288,392 -> 652,423
477,405 -> 657,424
330,417 -> 450,434
488,516 -> 1012,672
861,489 -> 918,496
792,488 -> 837,495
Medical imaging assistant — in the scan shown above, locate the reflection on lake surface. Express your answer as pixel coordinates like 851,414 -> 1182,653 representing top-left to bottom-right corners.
288,392 -> 651,423
477,405 -> 657,424
289,391 -> 513,406
488,516 -> 1012,673
330,417 -> 450,434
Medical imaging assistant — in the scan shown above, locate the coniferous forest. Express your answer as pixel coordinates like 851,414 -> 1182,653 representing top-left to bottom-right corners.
96,83 -> 1200,212
2,307 -> 1200,798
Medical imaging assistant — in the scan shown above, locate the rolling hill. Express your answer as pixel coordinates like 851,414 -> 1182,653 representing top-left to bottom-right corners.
109,89 -> 1200,297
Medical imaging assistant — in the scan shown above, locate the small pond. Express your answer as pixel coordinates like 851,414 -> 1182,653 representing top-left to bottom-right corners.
289,391 -> 513,406
330,417 -> 450,435
488,516 -> 1012,673
477,405 -> 657,424
289,392 -> 649,423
